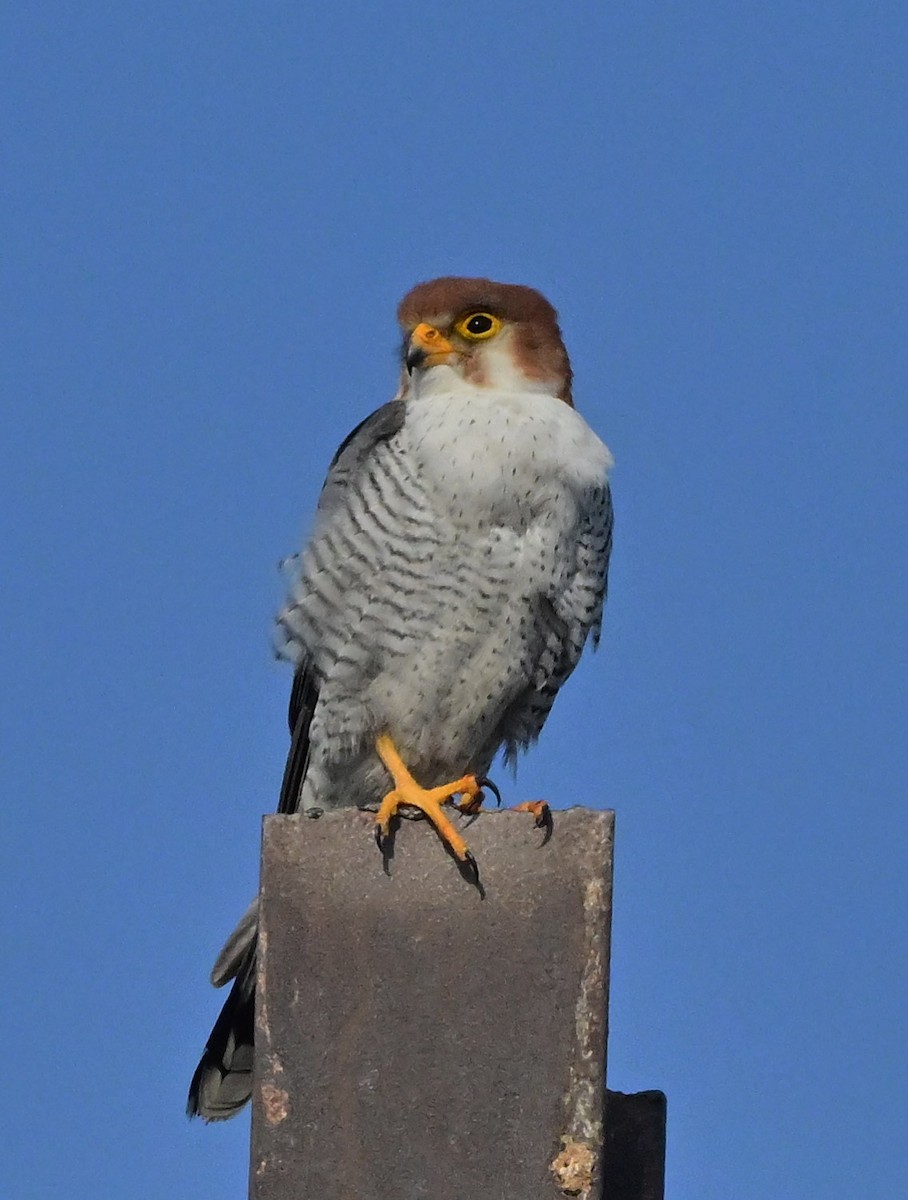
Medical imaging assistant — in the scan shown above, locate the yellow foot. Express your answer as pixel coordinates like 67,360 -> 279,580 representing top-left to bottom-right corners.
512,800 -> 554,841
373,734 -> 500,880
452,776 -> 502,817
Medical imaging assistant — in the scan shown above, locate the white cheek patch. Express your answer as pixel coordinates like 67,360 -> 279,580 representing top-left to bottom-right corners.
410,330 -> 553,400
474,331 -> 553,394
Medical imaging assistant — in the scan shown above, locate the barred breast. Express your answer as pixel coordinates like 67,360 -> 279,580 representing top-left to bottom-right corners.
277,390 -> 612,812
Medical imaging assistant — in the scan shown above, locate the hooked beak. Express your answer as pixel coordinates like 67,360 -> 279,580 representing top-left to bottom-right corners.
406,322 -> 456,373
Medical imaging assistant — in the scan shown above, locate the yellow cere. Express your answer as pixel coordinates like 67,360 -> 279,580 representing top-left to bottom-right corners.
454,312 -> 502,341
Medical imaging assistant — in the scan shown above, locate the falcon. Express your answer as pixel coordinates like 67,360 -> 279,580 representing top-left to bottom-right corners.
187,276 -> 614,1121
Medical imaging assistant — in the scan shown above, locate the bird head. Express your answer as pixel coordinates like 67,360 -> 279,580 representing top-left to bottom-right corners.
396,277 -> 573,405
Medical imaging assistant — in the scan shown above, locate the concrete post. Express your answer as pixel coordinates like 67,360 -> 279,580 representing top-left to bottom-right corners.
249,807 -> 663,1199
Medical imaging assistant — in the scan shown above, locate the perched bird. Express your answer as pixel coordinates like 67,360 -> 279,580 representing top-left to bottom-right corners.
187,276 -> 614,1121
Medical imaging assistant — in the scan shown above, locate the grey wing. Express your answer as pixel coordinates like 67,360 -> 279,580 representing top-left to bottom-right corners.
274,404 -> 406,812
319,400 -> 408,505
279,400 -> 410,656
554,479 -> 614,657
276,400 -> 414,768
502,480 -> 613,762
275,656 -> 318,814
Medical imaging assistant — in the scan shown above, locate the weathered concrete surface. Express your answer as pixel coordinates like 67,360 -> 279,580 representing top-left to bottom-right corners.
250,806 -> 614,1200
603,1091 -> 667,1200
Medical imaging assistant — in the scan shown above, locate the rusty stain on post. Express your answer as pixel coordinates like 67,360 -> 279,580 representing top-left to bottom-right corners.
259,1082 -> 289,1126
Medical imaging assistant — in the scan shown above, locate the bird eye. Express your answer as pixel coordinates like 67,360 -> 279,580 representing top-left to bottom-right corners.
456,312 -> 501,340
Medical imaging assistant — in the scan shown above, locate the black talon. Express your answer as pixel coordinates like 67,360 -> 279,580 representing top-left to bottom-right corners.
478,776 -> 502,807
537,803 -> 554,844
375,826 -> 385,852
464,849 -> 481,886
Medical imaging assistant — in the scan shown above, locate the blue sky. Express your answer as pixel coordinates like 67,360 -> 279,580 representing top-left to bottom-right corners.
3,3 -> 906,1196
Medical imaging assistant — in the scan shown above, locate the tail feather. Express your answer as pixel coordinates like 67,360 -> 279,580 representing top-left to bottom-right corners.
210,898 -> 259,988
187,952 -> 256,1121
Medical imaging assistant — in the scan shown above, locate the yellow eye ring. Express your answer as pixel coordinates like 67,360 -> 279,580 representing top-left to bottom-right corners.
454,312 -> 501,341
